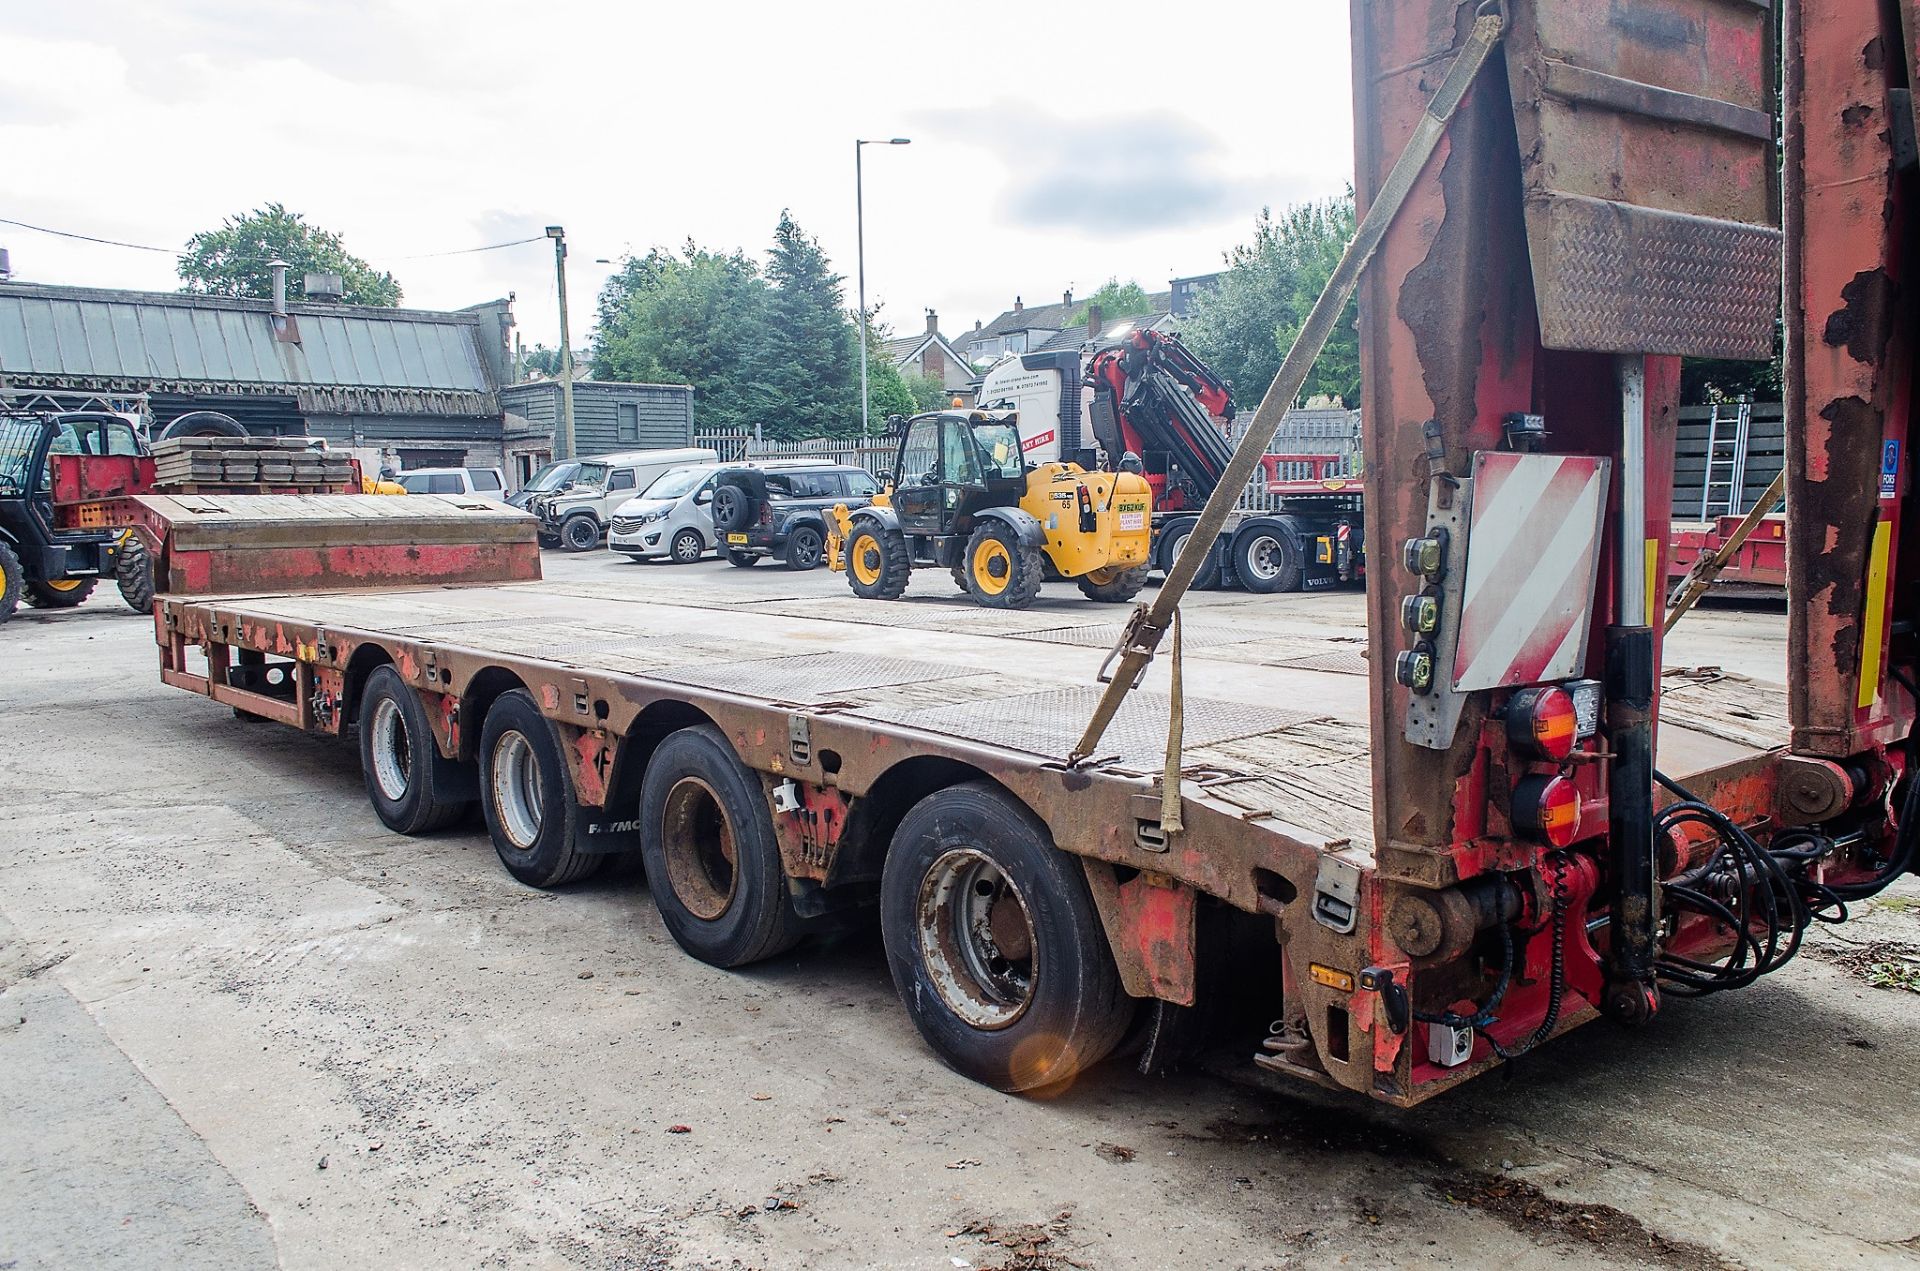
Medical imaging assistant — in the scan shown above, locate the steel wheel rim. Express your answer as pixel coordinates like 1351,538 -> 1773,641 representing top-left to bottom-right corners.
660,776 -> 738,920
1243,535 -> 1283,581
492,730 -> 544,851
917,847 -> 1037,1030
673,532 -> 701,562
370,697 -> 412,801
972,539 -> 1012,595
851,536 -> 884,586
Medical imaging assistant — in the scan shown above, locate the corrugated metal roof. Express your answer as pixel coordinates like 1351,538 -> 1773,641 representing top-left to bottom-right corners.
0,282 -> 493,394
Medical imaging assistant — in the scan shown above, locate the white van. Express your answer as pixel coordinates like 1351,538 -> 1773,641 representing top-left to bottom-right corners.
395,466 -> 507,500
606,463 -> 726,563
528,447 -> 718,551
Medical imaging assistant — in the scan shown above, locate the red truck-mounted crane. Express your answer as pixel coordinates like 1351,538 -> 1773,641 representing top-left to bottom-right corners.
136,0 -> 1913,1107
1082,327 -> 1366,594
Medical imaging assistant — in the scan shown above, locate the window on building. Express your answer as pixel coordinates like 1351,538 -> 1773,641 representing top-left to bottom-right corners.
617,403 -> 640,443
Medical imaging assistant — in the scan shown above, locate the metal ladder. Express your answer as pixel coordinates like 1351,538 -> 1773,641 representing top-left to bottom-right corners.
1699,400 -> 1751,518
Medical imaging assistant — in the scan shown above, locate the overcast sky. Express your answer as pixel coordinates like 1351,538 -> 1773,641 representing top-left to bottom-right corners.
5,1 -> 1355,352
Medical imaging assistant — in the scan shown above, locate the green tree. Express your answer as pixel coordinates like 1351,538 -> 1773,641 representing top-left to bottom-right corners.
1184,193 -> 1359,408
591,241 -> 773,434
1070,277 -> 1155,326
520,344 -> 578,380
908,373 -> 954,413
757,210 -> 863,439
861,320 -> 919,424
177,202 -> 401,305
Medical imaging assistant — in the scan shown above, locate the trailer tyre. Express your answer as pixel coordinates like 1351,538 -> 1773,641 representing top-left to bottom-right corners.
358,665 -> 473,835
23,577 -> 95,608
560,514 -> 601,552
638,725 -> 802,967
116,536 -> 156,613
881,781 -> 1133,1092
478,690 -> 601,888
1231,524 -> 1301,594
963,522 -> 1042,609
0,542 -> 21,624
846,522 -> 911,600
1075,564 -> 1148,603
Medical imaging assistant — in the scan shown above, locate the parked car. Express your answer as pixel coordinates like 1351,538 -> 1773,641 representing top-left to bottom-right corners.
394,466 -> 507,500
607,463 -> 726,564
508,460 -> 581,510
528,447 -> 719,551
710,462 -> 881,570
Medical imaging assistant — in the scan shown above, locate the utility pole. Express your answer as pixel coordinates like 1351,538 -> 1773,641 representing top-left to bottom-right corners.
855,137 -> 911,442
546,225 -> 576,460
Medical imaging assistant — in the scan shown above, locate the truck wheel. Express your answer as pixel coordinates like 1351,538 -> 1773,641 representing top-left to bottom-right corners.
784,525 -> 824,571
638,725 -> 801,967
846,522 -> 911,600
671,529 -> 706,563
560,514 -> 600,552
1158,523 -> 1221,589
116,536 -> 156,613
1076,564 -> 1148,603
963,523 -> 1042,609
478,690 -> 601,888
23,577 -> 95,608
880,781 -> 1133,1092
1232,525 -> 1301,594
358,665 -> 473,835
0,542 -> 21,624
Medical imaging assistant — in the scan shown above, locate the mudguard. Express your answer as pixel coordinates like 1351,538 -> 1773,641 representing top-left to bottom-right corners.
850,504 -> 901,533
974,505 -> 1045,547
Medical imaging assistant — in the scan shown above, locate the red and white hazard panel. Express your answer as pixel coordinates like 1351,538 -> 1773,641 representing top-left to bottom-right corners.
1451,452 -> 1612,692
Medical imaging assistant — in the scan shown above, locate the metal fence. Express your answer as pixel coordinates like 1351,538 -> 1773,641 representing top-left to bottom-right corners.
694,430 -> 896,471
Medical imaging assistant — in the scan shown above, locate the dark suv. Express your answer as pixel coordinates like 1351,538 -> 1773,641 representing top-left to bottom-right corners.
710,463 -> 880,570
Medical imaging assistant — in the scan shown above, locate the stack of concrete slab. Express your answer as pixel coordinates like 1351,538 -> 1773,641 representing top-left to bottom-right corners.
150,437 -> 352,491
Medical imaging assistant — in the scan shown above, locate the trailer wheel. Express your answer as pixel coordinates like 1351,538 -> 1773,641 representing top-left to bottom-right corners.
478,690 -> 600,888
963,523 -> 1042,609
1157,522 -> 1221,590
638,724 -> 801,967
880,781 -> 1133,1092
560,514 -> 601,552
0,542 -> 21,624
1231,525 -> 1300,594
1075,564 -> 1148,603
846,522 -> 911,600
358,665 -> 473,835
116,536 -> 156,613
23,577 -> 95,608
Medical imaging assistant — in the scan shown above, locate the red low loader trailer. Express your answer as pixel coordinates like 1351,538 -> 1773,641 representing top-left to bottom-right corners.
147,0 -> 1916,1105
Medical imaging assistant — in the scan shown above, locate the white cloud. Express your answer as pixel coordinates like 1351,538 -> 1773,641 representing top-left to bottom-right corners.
2,1 -> 1355,350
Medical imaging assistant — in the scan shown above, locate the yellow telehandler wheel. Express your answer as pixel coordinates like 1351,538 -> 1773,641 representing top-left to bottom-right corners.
846,522 -> 911,601
964,523 -> 1042,610
1076,564 -> 1149,603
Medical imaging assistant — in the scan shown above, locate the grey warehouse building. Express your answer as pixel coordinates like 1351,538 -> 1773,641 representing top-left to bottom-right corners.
498,379 -> 695,487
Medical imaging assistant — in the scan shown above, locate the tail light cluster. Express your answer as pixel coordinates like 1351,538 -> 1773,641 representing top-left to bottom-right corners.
1505,680 -> 1601,846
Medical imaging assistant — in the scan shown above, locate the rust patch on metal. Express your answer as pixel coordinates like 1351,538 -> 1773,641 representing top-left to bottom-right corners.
1822,269 -> 1894,361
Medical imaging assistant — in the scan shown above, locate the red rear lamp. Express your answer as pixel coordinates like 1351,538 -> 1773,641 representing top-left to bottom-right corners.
1507,685 -> 1578,761
1513,774 -> 1582,847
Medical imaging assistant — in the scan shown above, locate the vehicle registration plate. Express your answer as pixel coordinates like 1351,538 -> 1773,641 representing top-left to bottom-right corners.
727,533 -> 748,544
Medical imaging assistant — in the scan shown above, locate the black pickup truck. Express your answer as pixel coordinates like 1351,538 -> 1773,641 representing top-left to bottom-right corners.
709,462 -> 880,570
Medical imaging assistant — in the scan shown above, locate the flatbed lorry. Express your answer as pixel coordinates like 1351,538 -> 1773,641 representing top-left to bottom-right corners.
141,0 -> 1920,1108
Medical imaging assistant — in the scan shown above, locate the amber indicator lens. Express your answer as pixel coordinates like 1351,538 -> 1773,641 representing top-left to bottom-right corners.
1513,773 -> 1582,846
1308,963 -> 1355,992
1506,685 -> 1578,761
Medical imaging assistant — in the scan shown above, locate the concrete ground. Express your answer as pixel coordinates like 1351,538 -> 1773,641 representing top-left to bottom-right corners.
1,550 -> 1915,1271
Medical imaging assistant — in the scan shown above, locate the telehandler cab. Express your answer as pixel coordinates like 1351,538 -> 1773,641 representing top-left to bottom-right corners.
827,408 -> 1153,609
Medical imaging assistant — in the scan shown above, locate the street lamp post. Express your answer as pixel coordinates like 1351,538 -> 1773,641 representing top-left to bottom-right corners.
856,137 -> 911,443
